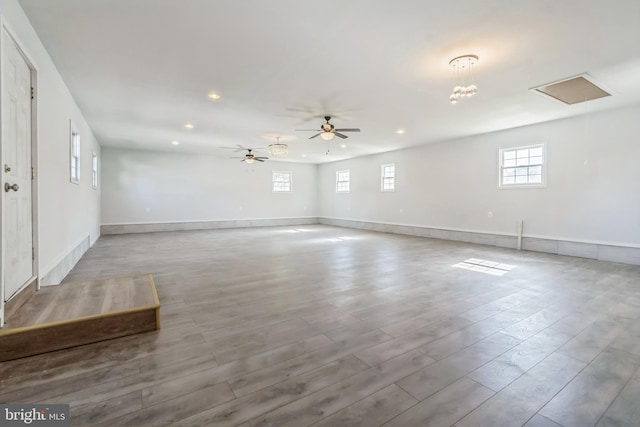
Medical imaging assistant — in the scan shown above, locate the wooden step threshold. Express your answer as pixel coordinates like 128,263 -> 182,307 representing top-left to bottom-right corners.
0,274 -> 160,362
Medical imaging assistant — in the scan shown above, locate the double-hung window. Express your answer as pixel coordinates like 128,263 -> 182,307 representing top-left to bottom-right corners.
272,171 -> 292,192
336,170 -> 350,193
499,144 -> 545,188
381,164 -> 395,191
70,124 -> 81,184
92,152 -> 98,189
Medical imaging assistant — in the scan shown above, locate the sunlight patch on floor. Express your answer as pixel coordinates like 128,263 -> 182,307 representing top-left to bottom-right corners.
452,258 -> 516,276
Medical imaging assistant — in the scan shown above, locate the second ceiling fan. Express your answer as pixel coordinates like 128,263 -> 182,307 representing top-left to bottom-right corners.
230,148 -> 268,164
296,116 -> 360,141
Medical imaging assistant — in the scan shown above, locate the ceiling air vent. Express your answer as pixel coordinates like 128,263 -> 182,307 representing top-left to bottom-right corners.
531,74 -> 611,105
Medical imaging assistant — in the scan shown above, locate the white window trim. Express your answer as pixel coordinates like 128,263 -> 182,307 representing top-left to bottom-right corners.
498,143 -> 547,189
272,171 -> 292,193
381,163 -> 395,192
92,152 -> 98,189
70,120 -> 80,184
336,169 -> 350,193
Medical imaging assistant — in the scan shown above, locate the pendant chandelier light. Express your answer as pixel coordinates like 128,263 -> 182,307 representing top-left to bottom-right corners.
268,137 -> 288,157
449,54 -> 478,104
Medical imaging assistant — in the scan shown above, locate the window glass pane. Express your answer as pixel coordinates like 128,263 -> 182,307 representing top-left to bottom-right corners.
529,156 -> 543,165
503,176 -> 515,184
503,151 -> 516,160
515,175 -> 528,184
516,157 -> 529,166
502,168 -> 515,177
504,159 -> 516,167
529,175 -> 542,183
515,167 -> 528,176
516,149 -> 529,159
529,147 -> 543,157
529,165 -> 542,175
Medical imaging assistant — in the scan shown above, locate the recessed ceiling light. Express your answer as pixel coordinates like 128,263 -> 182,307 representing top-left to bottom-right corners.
171,140 -> 180,145
340,144 -> 347,148
184,123 -> 194,129
396,129 -> 405,134
208,92 -> 220,100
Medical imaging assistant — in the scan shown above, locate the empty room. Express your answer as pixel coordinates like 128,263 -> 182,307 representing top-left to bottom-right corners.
1,1 -> 640,426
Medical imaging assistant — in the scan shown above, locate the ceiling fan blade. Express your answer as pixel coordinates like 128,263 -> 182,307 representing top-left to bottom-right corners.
309,133 -> 322,139
255,158 -> 265,162
334,132 -> 348,139
334,128 -> 360,132
221,144 -> 252,152
255,156 -> 269,160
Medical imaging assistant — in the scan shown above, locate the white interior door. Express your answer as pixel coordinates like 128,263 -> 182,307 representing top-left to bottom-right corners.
2,29 -> 33,301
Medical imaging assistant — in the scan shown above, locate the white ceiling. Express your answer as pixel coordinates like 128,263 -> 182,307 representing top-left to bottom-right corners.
18,0 -> 640,163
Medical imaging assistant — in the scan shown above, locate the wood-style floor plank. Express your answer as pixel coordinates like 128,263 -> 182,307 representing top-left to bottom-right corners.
539,347 -> 640,426
383,377 -> 494,427
1,225 -> 639,426
597,365 -> 640,426
456,353 -> 587,427
312,384 -> 417,427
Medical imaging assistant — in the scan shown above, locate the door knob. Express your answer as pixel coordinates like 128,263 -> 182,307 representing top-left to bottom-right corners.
4,183 -> 19,192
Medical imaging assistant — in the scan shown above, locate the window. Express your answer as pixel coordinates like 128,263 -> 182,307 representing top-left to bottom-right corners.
381,163 -> 395,191
70,123 -> 80,184
92,152 -> 98,189
336,170 -> 350,193
498,143 -> 545,188
272,171 -> 292,192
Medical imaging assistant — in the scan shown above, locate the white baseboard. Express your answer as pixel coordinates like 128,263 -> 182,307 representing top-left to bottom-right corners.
319,217 -> 640,266
40,236 -> 92,286
101,217 -> 320,235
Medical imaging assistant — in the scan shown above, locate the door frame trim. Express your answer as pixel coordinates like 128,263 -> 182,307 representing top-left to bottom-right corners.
0,17 -> 39,328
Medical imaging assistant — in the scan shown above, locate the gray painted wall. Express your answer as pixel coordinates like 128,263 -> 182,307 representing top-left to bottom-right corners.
0,0 -> 101,285
318,105 -> 640,247
101,147 -> 318,224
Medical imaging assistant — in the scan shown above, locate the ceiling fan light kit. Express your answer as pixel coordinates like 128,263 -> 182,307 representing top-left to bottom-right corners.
229,148 -> 269,163
449,54 -> 479,104
295,116 -> 360,141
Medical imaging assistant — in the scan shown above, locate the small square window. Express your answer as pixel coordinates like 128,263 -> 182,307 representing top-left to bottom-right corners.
381,164 -> 395,192
498,143 -> 546,188
70,121 -> 80,184
336,170 -> 350,193
272,171 -> 292,192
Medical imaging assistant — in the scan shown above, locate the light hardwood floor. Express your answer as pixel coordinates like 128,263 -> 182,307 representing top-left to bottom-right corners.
1,225 -> 639,426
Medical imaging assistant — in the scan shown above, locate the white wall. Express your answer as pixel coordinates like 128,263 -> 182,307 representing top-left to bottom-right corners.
318,104 -> 640,247
0,0 -> 101,285
101,147 -> 317,224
